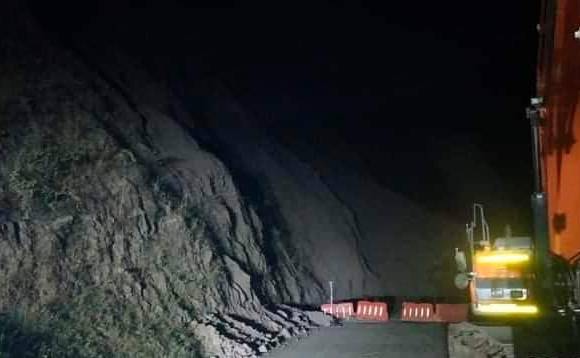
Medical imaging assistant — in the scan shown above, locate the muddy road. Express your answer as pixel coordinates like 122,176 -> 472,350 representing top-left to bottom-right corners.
266,321 -> 448,358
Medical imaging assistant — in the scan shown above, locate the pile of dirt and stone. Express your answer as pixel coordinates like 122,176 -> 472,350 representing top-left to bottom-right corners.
448,323 -> 513,358
0,3 -> 481,356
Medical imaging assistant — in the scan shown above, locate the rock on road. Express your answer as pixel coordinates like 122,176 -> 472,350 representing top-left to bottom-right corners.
266,321 -> 448,358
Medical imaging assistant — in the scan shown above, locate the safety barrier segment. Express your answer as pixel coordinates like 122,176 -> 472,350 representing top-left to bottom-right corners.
321,304 -> 333,315
434,304 -> 468,323
401,302 -> 436,322
320,302 -> 355,319
356,301 -> 389,321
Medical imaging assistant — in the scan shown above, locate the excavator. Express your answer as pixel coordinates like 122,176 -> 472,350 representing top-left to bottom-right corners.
454,0 -> 580,353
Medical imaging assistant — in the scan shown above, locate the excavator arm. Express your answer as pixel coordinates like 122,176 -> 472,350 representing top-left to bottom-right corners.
536,0 -> 580,263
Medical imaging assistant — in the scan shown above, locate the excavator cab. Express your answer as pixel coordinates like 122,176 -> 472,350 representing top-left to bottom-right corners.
455,204 -> 538,317
471,236 -> 537,316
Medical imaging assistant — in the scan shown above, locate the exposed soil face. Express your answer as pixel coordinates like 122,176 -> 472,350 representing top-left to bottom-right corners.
0,8 -> 328,356
1,4 -> 469,356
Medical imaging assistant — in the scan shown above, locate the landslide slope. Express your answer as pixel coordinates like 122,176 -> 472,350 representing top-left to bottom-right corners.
0,7 -> 328,357
0,4 -> 460,357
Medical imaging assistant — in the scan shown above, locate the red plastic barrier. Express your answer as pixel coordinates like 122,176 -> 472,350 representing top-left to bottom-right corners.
356,301 -> 389,321
320,302 -> 355,319
321,304 -> 332,315
401,302 -> 435,322
434,304 -> 468,323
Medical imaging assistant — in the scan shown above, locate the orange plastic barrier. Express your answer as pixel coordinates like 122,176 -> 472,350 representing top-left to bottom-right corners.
401,302 -> 435,322
434,304 -> 468,323
320,302 -> 355,319
355,301 -> 389,321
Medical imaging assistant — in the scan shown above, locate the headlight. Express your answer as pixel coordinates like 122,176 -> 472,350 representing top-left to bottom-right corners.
475,303 -> 538,314
476,253 -> 530,264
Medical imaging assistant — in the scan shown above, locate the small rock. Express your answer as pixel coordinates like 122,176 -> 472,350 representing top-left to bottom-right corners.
279,328 -> 292,339
304,310 -> 333,327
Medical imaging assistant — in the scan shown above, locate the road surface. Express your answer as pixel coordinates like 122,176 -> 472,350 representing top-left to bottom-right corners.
266,321 -> 448,358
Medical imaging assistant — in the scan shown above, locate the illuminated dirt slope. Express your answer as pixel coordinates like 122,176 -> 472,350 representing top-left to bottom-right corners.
0,3 -> 509,356
0,7 -> 329,357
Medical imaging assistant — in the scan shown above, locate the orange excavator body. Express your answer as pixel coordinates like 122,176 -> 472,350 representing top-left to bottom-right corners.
537,0 -> 580,261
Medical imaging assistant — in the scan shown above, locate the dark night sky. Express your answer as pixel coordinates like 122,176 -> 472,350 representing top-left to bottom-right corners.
28,0 -> 541,225
29,0 -> 540,122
